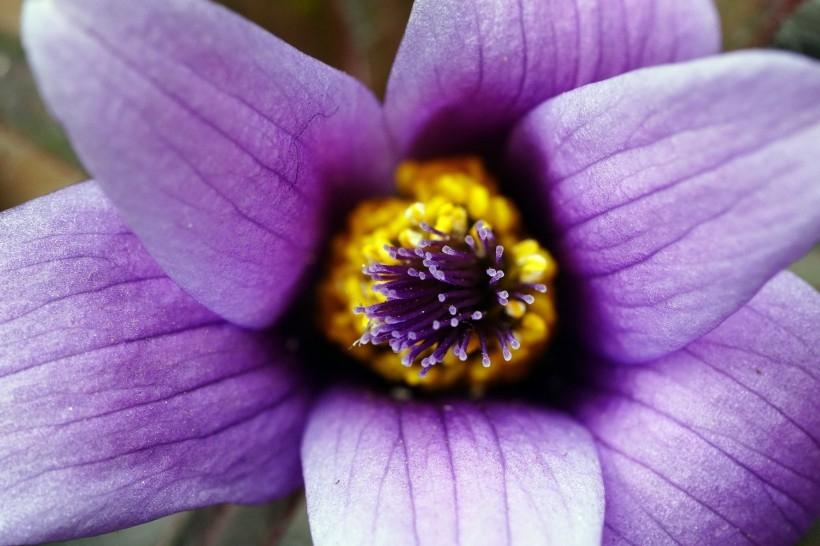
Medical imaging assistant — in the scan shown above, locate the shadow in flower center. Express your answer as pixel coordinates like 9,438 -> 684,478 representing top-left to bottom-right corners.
275,149 -> 598,409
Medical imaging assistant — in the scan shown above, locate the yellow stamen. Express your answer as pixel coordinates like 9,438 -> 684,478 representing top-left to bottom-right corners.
318,157 -> 558,391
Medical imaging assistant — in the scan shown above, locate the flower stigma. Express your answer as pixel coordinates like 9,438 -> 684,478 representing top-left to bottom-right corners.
319,157 -> 557,391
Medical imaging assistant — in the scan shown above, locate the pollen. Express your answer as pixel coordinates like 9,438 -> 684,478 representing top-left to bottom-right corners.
318,157 -> 557,391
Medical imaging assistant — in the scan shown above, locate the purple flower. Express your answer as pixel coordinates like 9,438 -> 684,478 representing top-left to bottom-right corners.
3,0 -> 820,544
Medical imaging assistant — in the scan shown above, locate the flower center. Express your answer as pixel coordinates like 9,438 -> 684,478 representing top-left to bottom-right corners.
318,157 -> 557,391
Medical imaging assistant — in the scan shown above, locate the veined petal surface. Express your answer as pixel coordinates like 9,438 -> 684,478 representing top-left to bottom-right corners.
0,184 -> 310,545
386,0 -> 719,155
509,51 -> 820,363
578,273 -> 820,545
303,388 -> 604,546
23,0 -> 394,328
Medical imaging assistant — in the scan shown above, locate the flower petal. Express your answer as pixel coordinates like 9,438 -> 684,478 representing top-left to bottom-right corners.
577,272 -> 820,546
302,388 -> 604,546
0,184 -> 310,545
385,0 -> 719,156
22,0 -> 394,328
508,51 -> 820,363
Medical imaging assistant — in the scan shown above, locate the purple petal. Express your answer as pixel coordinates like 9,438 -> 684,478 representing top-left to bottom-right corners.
508,51 -> 820,364
0,183 -> 310,545
302,388 -> 603,546
385,0 -> 719,156
577,272 -> 820,546
22,0 -> 394,328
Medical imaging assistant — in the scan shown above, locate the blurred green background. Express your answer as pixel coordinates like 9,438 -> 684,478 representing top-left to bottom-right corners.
0,0 -> 818,544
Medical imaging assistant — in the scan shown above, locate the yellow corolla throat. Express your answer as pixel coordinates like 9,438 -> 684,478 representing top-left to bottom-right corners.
318,157 -> 557,391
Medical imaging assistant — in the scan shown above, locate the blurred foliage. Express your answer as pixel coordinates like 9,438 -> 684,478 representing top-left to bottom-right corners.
0,34 -> 80,163
716,0 -> 804,49
1,1 -> 819,544
45,496 -> 312,546
800,522 -> 820,546
0,33 -> 84,207
777,0 -> 820,56
220,0 -> 412,95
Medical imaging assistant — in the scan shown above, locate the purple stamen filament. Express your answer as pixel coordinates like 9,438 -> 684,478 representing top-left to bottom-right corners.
356,221 -> 545,375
